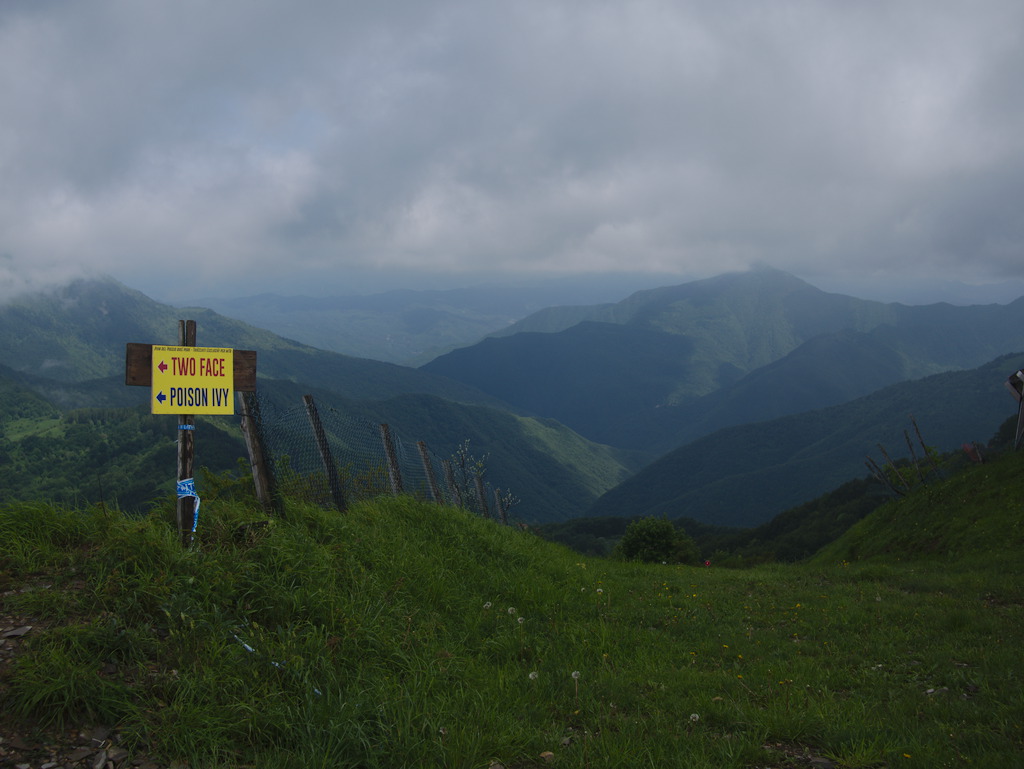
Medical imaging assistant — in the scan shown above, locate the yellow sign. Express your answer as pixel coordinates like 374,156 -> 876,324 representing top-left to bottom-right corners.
151,346 -> 235,414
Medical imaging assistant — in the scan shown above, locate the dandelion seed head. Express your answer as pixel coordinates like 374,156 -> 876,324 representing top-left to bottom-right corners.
507,607 -> 517,615
689,713 -> 700,722
518,616 -> 525,624
483,602 -> 492,609
529,671 -> 538,680
571,670 -> 581,679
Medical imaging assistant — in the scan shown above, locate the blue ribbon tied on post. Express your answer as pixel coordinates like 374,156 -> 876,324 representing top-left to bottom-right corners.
176,477 -> 201,533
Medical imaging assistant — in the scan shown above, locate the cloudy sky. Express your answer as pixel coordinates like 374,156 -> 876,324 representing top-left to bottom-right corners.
2,1 -> 1023,304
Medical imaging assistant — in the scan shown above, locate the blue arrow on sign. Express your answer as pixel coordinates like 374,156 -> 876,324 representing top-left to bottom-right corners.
156,391 -> 167,404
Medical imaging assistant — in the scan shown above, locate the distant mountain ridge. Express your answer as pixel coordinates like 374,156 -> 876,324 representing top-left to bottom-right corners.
424,267 -> 1024,451
0,277 -> 500,405
195,276 -> 667,366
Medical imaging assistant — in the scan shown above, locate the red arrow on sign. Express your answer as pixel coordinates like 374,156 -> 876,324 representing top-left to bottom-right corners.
158,360 -> 168,373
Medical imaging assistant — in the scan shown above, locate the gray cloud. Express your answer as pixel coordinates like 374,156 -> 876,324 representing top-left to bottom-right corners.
1,0 -> 1022,303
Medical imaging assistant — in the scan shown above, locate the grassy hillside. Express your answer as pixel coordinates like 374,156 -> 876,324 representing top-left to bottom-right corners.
1,474 -> 1021,767
814,441 -> 1024,569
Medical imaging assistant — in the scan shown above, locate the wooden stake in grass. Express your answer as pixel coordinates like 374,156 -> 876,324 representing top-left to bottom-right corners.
865,456 -> 905,497
177,320 -> 197,548
877,443 -> 910,492
904,429 -> 927,485
910,415 -> 940,471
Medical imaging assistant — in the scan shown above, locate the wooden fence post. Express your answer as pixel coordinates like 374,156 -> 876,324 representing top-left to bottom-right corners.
910,416 -> 940,471
416,440 -> 443,504
176,320 -> 197,547
239,391 -> 280,515
876,443 -> 909,492
303,395 -> 347,513
379,423 -> 404,495
493,487 -> 508,525
903,429 -> 927,484
474,476 -> 490,518
442,459 -> 462,508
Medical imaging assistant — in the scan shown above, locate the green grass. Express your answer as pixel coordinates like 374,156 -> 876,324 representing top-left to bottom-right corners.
813,447 -> 1024,571
1,457 -> 1023,767
3,416 -> 63,440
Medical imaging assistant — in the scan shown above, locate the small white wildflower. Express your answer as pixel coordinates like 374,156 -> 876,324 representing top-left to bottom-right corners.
571,670 -> 581,680
689,713 -> 700,723
483,602 -> 492,610
597,588 -> 603,594
529,671 -> 538,680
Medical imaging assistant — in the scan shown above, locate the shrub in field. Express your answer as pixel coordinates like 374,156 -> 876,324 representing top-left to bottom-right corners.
614,516 -> 700,564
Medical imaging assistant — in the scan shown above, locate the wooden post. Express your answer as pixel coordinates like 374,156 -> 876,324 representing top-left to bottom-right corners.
177,320 -> 197,547
442,459 -> 462,508
239,391 -> 279,515
493,487 -> 507,525
474,476 -> 490,518
1010,372 -> 1024,450
910,416 -> 940,471
303,395 -> 347,513
903,430 -> 926,484
379,423 -> 404,495
416,440 -> 443,504
876,443 -> 909,492
865,455 -> 904,497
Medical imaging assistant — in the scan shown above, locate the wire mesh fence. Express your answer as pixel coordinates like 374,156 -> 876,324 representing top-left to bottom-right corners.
244,391 -> 513,524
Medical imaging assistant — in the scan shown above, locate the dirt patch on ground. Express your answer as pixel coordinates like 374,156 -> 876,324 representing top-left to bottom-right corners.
0,582 -> 175,769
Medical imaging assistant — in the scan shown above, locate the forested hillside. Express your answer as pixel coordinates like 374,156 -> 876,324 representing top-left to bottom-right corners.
585,354 -> 1021,526
3,272 -> 1021,528
424,267 -> 1024,452
0,279 -> 636,522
